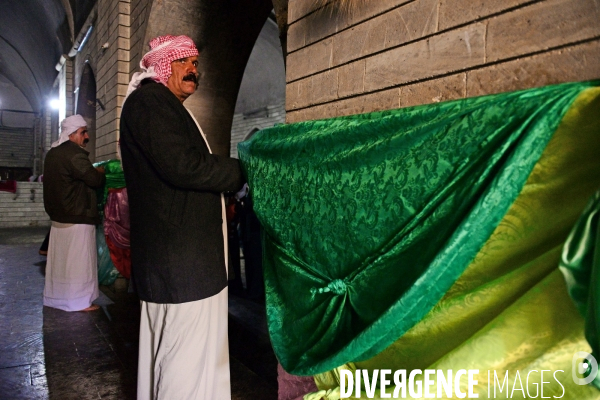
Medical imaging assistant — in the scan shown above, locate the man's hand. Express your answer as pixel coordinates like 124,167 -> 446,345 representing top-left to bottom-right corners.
95,166 -> 105,174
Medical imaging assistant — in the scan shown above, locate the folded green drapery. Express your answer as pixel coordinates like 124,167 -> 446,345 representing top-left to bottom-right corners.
561,189 -> 600,389
238,81 -> 599,376
307,86 -> 600,398
94,159 -> 126,212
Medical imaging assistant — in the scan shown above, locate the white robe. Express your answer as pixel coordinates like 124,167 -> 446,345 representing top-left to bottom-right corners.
43,222 -> 99,311
137,288 -> 230,400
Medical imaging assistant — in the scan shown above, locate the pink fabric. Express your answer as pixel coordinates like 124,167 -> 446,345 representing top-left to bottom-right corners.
141,35 -> 199,86
277,363 -> 318,400
103,188 -> 130,249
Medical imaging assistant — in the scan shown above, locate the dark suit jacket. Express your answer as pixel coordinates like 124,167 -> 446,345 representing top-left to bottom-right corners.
43,140 -> 105,225
120,80 -> 243,303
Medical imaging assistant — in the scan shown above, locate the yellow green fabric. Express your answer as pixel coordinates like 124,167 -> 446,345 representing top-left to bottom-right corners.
309,273 -> 598,399
303,86 -> 600,398
238,81 -> 600,376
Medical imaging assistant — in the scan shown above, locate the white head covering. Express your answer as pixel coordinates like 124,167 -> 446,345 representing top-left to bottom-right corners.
125,65 -> 157,100
51,114 -> 87,148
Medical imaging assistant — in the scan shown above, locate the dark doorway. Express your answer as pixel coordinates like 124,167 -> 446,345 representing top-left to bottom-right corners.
75,63 -> 97,162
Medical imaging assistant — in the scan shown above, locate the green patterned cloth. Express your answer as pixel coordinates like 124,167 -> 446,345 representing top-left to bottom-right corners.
238,81 -> 599,376
94,159 -> 126,214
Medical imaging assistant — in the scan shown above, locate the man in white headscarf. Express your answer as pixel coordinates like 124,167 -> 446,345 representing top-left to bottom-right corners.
120,35 -> 244,399
43,114 -> 105,312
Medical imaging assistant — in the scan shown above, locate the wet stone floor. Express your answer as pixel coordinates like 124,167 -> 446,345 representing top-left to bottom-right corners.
0,227 -> 278,399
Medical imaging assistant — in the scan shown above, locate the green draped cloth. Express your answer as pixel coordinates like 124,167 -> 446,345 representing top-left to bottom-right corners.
93,159 -> 126,285
561,189 -> 600,389
94,159 -> 126,212
238,80 -> 600,382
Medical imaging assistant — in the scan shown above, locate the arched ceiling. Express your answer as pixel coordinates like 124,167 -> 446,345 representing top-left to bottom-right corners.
0,0 -> 94,112
0,0 -> 285,120
235,16 -> 286,114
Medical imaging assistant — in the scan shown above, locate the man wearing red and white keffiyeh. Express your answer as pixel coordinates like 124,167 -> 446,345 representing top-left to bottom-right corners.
125,34 -> 199,98
120,35 -> 244,400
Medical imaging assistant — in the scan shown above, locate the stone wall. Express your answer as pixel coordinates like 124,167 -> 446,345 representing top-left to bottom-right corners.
56,59 -> 74,123
285,0 -> 600,122
93,0 -> 132,161
39,0 -> 133,167
0,182 -> 50,228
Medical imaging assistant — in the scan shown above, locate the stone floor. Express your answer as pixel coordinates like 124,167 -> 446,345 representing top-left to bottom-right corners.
0,227 -> 278,399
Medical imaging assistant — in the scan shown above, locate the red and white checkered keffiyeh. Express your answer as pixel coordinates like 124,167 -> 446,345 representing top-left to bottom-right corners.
125,35 -> 199,98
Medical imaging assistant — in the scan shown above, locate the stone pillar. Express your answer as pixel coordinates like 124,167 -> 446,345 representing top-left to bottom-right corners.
142,0 -> 273,156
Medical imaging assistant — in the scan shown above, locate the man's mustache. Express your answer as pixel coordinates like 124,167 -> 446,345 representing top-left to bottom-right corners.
83,138 -> 89,144
183,73 -> 198,84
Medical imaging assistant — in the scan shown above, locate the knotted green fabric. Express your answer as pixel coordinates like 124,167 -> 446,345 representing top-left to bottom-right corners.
238,81 -> 598,376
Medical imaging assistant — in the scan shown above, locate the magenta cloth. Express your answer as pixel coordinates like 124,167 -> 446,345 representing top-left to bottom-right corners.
141,35 -> 199,86
103,188 -> 130,249
277,363 -> 318,400
0,180 -> 17,193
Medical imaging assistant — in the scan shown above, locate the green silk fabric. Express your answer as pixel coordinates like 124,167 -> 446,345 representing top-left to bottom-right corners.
94,159 -> 126,212
561,189 -> 600,388
306,85 -> 600,399
238,81 -> 599,376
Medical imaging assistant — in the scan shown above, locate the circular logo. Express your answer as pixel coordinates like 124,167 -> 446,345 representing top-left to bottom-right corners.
572,352 -> 598,385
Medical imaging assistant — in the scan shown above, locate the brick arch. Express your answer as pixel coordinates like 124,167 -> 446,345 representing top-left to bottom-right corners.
139,0 -> 274,156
